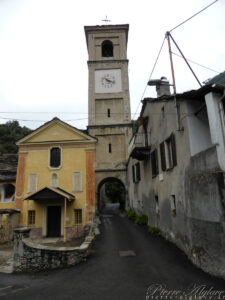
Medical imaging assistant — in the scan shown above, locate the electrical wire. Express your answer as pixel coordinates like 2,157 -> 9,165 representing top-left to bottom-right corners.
169,0 -> 219,32
133,37 -> 166,118
171,52 -> 220,74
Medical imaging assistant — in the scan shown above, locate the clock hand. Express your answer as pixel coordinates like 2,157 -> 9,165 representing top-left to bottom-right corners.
105,78 -> 115,84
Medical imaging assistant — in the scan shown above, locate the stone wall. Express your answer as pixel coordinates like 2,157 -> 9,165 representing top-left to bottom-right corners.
13,217 -> 100,273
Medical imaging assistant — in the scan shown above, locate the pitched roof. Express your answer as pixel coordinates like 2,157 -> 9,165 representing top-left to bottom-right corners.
205,71 -> 225,87
17,117 -> 97,146
24,186 -> 75,201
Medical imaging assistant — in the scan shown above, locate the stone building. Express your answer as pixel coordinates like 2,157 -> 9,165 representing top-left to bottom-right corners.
84,24 -> 133,210
127,72 -> 225,278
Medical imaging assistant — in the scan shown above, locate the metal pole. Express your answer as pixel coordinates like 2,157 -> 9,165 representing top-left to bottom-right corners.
168,32 -> 202,87
167,32 -> 177,94
166,32 -> 181,130
64,198 -> 67,243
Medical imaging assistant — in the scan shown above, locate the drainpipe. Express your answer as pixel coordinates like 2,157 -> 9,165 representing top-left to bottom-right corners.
64,198 -> 67,243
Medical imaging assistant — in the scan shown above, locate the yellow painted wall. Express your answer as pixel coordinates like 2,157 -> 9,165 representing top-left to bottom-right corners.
17,120 -> 96,235
22,146 -> 88,228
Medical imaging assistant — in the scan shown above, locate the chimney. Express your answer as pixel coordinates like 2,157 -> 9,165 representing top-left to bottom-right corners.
148,76 -> 171,97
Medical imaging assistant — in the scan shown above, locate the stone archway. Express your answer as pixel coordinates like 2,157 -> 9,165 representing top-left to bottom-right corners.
97,177 -> 126,213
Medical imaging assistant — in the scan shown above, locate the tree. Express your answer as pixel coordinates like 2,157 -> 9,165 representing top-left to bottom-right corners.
0,121 -> 32,154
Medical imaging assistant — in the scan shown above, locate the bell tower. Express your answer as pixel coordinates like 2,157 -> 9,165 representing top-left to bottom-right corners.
84,24 -> 132,193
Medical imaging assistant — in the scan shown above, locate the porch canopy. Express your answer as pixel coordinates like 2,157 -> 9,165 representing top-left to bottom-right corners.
24,186 -> 75,202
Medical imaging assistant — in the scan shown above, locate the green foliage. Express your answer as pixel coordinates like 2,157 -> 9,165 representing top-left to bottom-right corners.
148,226 -> 160,235
0,121 -> 32,154
134,214 -> 148,226
105,181 -> 123,203
125,209 -> 136,221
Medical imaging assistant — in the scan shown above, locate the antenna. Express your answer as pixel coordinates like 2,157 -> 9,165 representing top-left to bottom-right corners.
102,16 -> 111,25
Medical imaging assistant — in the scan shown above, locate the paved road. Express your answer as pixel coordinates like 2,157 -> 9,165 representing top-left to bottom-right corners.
0,213 -> 224,300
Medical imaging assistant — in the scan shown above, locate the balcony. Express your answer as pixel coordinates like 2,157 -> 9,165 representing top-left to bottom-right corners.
129,133 -> 151,161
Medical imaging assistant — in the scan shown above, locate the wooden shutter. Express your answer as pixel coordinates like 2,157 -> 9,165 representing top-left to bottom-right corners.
73,172 -> 82,192
170,133 -> 177,166
160,142 -> 166,171
132,165 -> 134,182
155,149 -> 159,175
136,163 -> 141,181
28,174 -> 37,193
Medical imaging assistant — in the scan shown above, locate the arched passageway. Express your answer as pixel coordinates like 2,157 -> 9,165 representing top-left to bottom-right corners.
97,177 -> 126,213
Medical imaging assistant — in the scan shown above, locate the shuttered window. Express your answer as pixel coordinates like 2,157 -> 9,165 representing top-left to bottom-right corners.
160,133 -> 177,171
51,173 -> 58,188
160,142 -> 166,171
73,172 -> 82,192
28,174 -> 37,193
151,149 -> 159,177
50,147 -> 61,168
132,163 -> 141,183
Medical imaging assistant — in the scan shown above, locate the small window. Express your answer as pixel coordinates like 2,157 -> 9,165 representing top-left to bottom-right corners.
161,133 -> 177,171
50,147 -> 61,168
151,149 -> 159,177
51,173 -> 58,188
109,143 -> 112,153
107,109 -> 111,118
28,174 -> 37,193
28,210 -> 35,225
74,209 -> 82,225
170,195 -> 176,216
132,162 -> 141,183
73,172 -> 82,192
102,40 -> 113,57
155,195 -> 159,214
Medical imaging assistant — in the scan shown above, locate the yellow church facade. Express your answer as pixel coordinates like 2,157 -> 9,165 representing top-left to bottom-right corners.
15,118 -> 97,240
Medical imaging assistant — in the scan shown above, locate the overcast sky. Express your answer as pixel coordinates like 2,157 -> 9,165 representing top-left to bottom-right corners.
0,0 -> 224,130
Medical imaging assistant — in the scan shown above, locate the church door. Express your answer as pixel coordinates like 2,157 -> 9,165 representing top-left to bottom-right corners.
47,206 -> 61,237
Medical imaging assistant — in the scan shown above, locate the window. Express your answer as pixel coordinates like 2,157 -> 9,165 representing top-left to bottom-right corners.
170,195 -> 176,216
74,209 -> 82,225
107,108 -> 111,118
102,40 -> 113,57
50,147 -> 61,168
51,173 -> 58,188
160,133 -> 177,171
73,172 -> 82,192
109,143 -> 112,153
151,149 -> 159,177
0,184 -> 15,202
28,174 -> 37,193
132,162 -> 141,183
28,210 -> 35,225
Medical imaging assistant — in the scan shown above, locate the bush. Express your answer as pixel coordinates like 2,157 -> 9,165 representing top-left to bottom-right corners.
125,209 -> 136,221
134,214 -> 148,226
148,226 -> 160,235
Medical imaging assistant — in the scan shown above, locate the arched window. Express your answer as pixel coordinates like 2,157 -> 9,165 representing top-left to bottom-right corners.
51,173 -> 58,188
102,40 -> 113,57
0,183 -> 15,202
50,147 -> 61,168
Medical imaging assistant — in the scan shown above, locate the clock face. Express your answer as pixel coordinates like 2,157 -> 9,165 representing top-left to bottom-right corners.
95,69 -> 122,93
101,73 -> 116,88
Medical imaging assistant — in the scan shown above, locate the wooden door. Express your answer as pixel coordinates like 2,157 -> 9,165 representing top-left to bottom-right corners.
47,206 -> 61,237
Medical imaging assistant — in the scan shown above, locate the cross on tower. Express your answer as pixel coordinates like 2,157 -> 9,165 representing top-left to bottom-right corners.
102,16 -> 111,24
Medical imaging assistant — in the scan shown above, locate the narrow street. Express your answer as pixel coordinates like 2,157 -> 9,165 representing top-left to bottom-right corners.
0,212 -> 224,300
